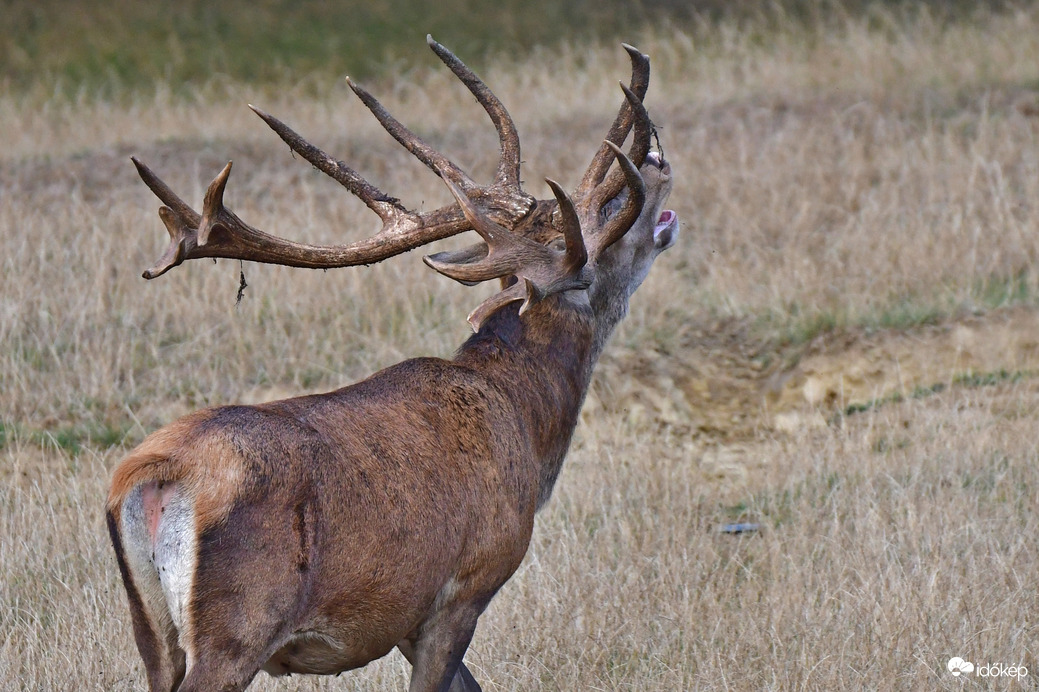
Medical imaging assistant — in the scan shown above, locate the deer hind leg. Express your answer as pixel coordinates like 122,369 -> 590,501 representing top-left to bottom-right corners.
174,498 -> 316,691
452,663 -> 483,692
172,658 -> 259,692
167,610 -> 278,692
107,489 -> 188,692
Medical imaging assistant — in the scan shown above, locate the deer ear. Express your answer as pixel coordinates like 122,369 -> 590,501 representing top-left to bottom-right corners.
517,277 -> 545,315
466,279 -> 531,331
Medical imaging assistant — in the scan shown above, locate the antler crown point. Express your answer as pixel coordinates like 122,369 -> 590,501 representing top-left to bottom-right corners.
622,43 -> 649,59
248,105 -> 272,123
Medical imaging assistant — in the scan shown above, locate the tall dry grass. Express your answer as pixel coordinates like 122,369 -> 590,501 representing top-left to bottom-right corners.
2,7 -> 1039,690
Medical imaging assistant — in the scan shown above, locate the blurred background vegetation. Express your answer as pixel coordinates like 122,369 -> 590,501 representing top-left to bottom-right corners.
1,0 -> 1016,98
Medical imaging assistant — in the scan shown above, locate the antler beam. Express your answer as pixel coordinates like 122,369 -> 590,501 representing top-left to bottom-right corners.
133,157 -> 469,279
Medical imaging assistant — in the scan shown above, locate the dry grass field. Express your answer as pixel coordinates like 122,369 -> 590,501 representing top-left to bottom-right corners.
4,5 -> 1039,690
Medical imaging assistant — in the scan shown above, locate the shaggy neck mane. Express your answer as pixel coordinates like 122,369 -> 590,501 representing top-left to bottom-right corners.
454,298 -> 599,507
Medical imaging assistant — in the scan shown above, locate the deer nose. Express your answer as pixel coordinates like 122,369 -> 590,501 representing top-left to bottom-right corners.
644,151 -> 671,176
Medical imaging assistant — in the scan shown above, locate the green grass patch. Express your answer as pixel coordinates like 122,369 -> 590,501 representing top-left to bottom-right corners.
871,300 -> 945,331
0,418 -> 132,456
3,0 -> 686,97
779,307 -> 843,347
2,0 -> 1017,98
756,270 -> 1039,352
777,298 -> 947,348
837,369 -> 1034,421
974,271 -> 1039,310
952,368 -> 1028,388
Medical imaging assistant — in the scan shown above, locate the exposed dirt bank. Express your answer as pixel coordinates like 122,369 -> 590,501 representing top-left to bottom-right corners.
589,305 -> 1039,441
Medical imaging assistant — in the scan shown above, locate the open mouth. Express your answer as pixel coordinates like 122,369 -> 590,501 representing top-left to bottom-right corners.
653,209 -> 678,248
655,209 -> 676,233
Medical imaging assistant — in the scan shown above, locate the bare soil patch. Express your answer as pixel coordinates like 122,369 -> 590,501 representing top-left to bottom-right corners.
592,305 -> 1039,443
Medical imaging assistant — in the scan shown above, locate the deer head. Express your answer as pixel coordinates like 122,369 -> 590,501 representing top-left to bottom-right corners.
109,37 -> 678,692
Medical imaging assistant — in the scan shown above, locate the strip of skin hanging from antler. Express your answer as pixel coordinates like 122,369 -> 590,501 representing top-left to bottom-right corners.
132,36 -> 653,329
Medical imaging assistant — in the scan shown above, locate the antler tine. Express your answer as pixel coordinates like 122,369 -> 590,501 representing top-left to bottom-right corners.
249,105 -> 408,223
430,175 -> 593,332
148,207 -> 190,278
198,161 -> 232,246
594,141 -> 647,255
347,77 -> 479,194
586,82 -> 653,213
132,156 -> 201,227
132,156 -> 199,279
545,178 -> 587,273
620,82 -> 652,168
427,35 -> 521,190
575,44 -> 650,201
419,242 -> 488,286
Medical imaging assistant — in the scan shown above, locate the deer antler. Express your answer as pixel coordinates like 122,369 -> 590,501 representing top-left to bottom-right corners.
424,175 -> 591,329
575,45 -> 651,202
133,39 -> 655,330
133,156 -> 475,279
133,37 -> 533,281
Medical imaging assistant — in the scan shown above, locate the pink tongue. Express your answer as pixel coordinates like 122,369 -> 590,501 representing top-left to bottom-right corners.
658,210 -> 674,224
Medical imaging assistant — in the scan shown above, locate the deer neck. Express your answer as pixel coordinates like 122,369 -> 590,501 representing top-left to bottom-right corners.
453,293 -> 627,509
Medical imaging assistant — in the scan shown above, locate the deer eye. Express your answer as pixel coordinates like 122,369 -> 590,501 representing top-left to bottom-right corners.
600,191 -> 626,224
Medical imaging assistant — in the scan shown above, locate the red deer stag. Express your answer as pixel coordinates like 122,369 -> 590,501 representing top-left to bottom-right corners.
107,36 -> 678,692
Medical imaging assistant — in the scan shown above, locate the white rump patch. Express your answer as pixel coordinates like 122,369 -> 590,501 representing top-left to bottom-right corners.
153,488 -> 196,632
121,481 -> 198,645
